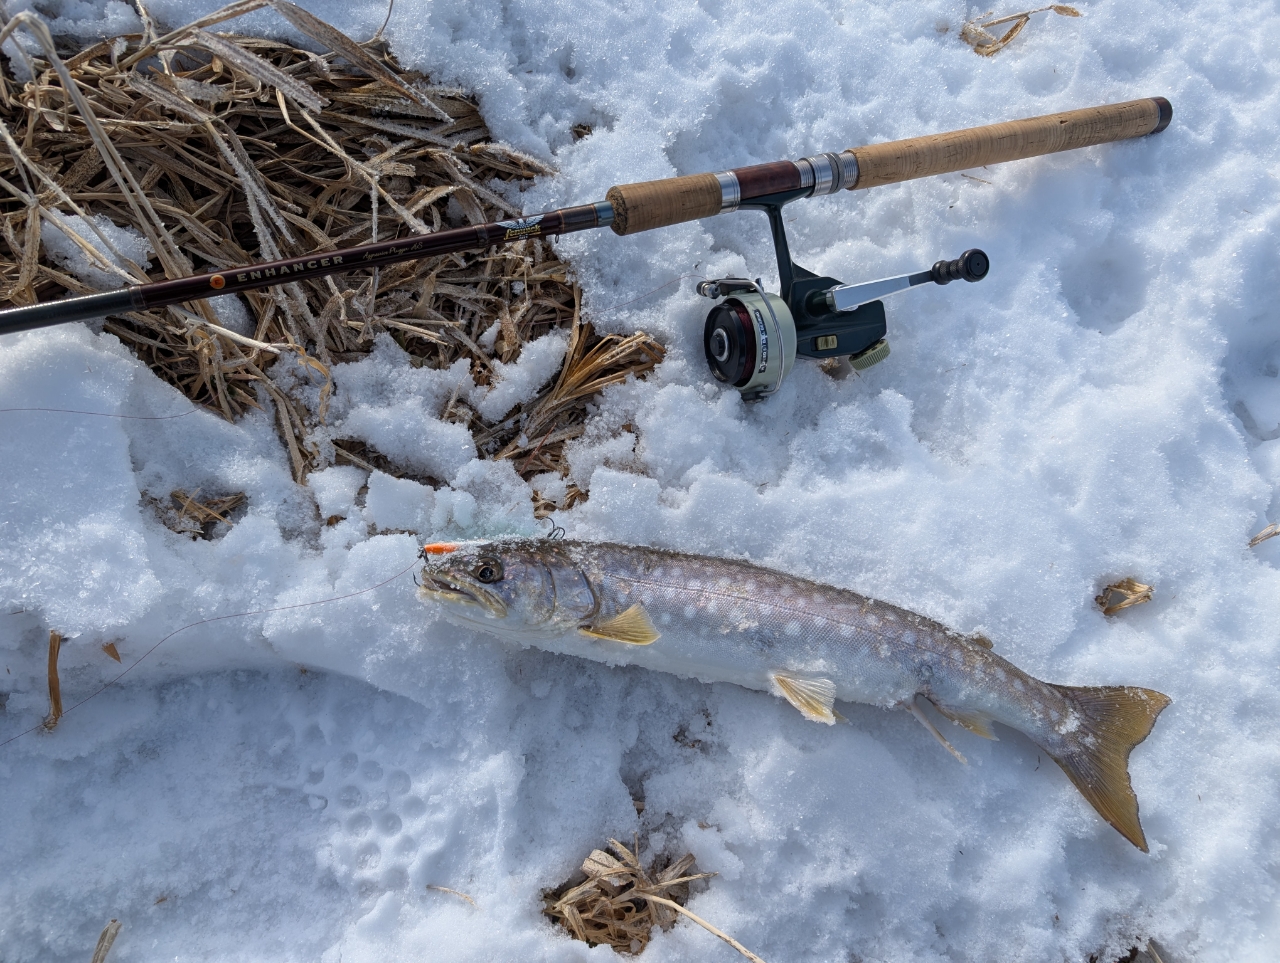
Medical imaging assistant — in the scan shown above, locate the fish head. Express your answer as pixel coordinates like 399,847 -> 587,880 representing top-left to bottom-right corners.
417,539 -> 594,638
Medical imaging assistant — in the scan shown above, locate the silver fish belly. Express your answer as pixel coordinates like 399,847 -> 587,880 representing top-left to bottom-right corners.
418,539 -> 1169,851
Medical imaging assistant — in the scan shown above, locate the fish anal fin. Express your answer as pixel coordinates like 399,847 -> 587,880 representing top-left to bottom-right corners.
770,672 -> 840,725
933,703 -> 998,740
1042,684 -> 1171,852
908,695 -> 968,764
579,604 -> 660,646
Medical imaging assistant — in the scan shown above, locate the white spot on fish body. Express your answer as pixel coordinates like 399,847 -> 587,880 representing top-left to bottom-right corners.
659,613 -> 672,626
877,643 -> 890,658
839,625 -> 853,637
664,586 -> 676,599
1013,679 -> 1025,691
683,605 -> 696,619
785,621 -> 801,637
780,585 -> 793,598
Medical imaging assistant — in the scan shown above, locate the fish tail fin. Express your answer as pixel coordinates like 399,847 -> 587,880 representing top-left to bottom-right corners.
1039,684 -> 1171,852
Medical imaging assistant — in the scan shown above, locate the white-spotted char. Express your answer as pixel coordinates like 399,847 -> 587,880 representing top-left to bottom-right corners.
418,539 -> 1169,851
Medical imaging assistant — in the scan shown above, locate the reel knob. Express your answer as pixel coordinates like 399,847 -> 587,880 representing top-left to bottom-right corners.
930,248 -> 989,284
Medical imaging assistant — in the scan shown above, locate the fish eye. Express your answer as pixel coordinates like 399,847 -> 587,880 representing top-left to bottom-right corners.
473,557 -> 503,584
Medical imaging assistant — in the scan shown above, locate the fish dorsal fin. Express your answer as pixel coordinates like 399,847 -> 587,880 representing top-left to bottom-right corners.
969,633 -> 993,650
580,604 -> 660,646
932,702 -> 998,740
770,672 -> 844,725
907,695 -> 968,764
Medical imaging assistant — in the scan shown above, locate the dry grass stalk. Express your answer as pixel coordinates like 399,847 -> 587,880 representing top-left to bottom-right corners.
43,629 -> 62,730
1248,522 -> 1279,548
425,884 -> 476,906
544,837 -> 764,960
150,488 -> 246,539
1095,578 -> 1153,616
960,5 -> 1080,55
0,7 -> 661,513
90,919 -> 122,963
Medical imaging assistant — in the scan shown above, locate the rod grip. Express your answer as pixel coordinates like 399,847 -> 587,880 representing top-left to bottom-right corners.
848,97 -> 1171,190
606,172 -> 723,236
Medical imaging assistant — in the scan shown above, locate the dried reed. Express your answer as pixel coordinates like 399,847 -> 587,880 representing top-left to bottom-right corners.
544,838 -> 765,961
90,919 -> 121,963
43,628 -> 62,729
0,4 -> 661,515
1095,578 -> 1153,616
144,488 -> 248,538
960,5 -> 1080,56
1249,522 -> 1278,548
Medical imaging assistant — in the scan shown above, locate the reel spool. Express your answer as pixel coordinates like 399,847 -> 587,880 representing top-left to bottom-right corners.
701,280 -> 796,400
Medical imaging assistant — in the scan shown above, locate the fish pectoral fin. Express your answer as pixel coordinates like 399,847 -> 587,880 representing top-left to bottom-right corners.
907,695 -> 968,765
933,703 -> 998,741
579,604 -> 661,646
770,672 -> 840,725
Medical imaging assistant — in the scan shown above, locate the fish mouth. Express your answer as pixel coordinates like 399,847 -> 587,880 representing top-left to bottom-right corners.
418,571 -> 508,619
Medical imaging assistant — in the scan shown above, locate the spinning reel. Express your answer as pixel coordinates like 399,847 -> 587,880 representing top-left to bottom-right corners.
699,193 -> 988,401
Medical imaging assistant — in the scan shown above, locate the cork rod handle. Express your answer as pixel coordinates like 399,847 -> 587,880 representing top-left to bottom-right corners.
849,97 -> 1171,190
605,97 -> 1171,236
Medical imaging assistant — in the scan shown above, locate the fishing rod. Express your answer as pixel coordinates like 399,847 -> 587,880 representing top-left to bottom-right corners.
0,96 -> 1171,399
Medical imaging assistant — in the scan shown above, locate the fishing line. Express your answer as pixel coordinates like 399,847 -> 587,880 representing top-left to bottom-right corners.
0,273 -> 703,427
0,406 -> 200,420
585,273 -> 707,318
0,556 -> 420,749
0,269 -> 704,747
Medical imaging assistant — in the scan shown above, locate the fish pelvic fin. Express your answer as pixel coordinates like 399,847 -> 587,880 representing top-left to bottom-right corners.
1042,684 -> 1171,852
770,672 -> 843,725
579,603 -> 661,646
908,695 -> 967,764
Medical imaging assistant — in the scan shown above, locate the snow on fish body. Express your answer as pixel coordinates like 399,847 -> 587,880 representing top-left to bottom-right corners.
418,538 -> 1170,851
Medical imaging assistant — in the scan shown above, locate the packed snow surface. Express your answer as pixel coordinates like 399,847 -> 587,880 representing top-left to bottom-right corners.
2,0 -> 1279,960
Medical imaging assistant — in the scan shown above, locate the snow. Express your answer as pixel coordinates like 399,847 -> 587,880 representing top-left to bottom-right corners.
2,0 -> 1279,961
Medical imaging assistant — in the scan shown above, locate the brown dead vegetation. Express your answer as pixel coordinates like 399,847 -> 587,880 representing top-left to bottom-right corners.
43,628 -> 62,729
1095,577 -> 1153,616
149,488 -> 247,538
0,2 -> 661,515
960,5 -> 1080,56
544,837 -> 765,961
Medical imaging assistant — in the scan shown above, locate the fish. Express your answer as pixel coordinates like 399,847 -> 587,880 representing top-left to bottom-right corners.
417,538 -> 1170,851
